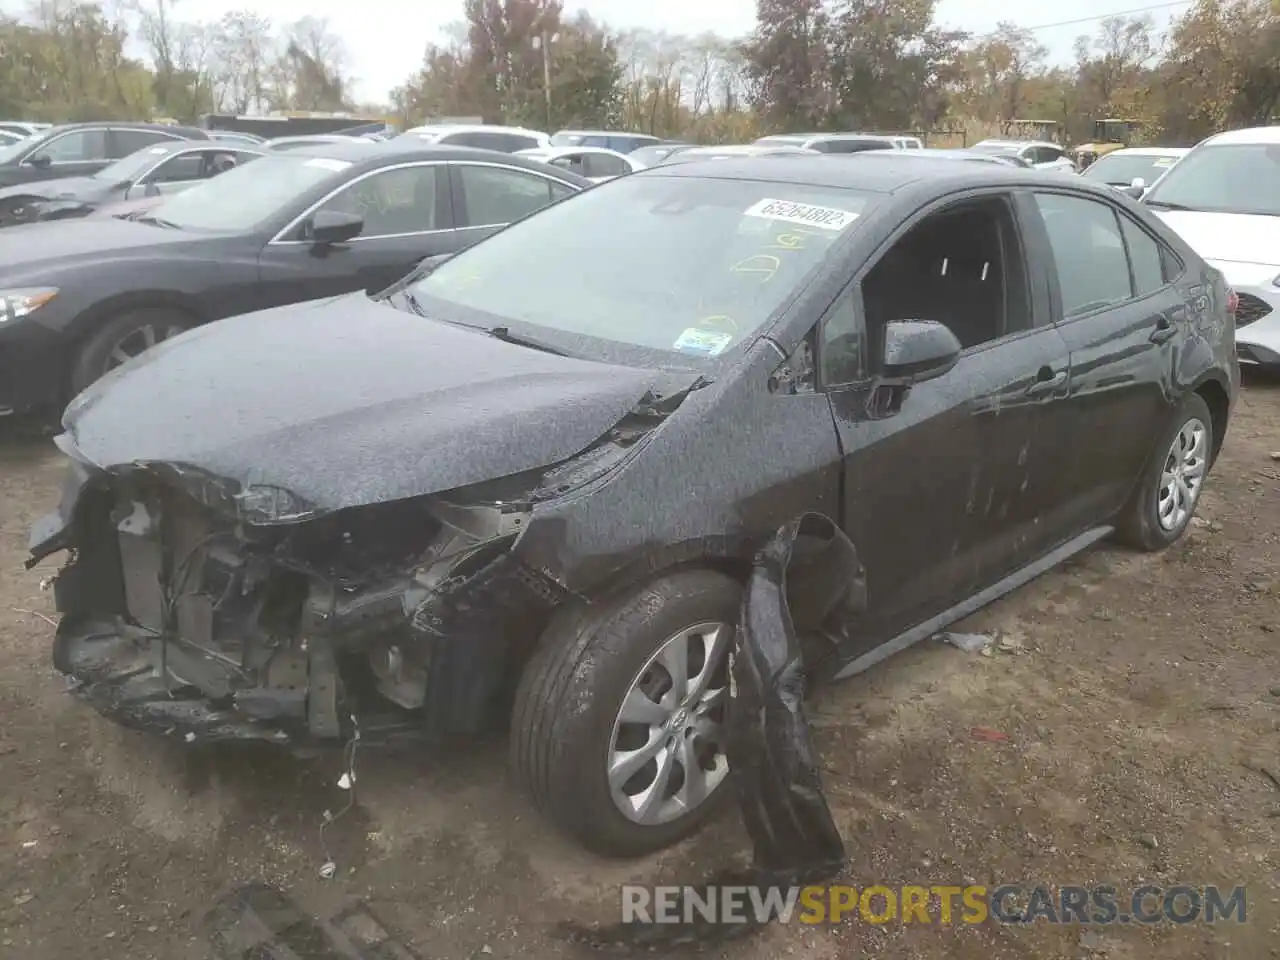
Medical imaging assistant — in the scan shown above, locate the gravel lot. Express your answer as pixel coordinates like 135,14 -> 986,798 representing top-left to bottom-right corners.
1,378 -> 1277,959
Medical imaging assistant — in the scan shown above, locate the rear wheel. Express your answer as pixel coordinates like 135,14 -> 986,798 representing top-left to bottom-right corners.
70,307 -> 191,397
1115,393 -> 1213,551
510,568 -> 740,857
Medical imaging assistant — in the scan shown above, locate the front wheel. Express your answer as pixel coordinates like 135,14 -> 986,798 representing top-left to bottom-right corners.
510,568 -> 740,857
1115,393 -> 1213,551
69,307 -> 191,397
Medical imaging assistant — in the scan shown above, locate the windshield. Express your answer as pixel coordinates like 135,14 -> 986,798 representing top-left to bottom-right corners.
143,153 -> 352,231
92,145 -> 175,182
408,174 -> 877,361
1083,153 -> 1180,185
1143,143 -> 1280,216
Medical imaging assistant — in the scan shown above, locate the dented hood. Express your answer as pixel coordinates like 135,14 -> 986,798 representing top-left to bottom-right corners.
63,294 -> 676,513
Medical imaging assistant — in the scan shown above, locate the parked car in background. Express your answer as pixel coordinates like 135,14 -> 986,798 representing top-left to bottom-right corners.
892,135 -> 925,149
549,130 -> 661,153
0,140 -> 588,418
208,130 -> 266,146
0,122 -> 210,189
1142,126 -> 1280,371
627,142 -> 694,167
0,130 -> 26,148
969,138 -> 1076,173
658,144 -> 818,164
891,148 -> 1032,168
0,141 -> 262,227
0,121 -> 51,138
400,124 -> 551,152
516,146 -> 640,182
1080,147 -> 1189,197
754,133 -> 905,153
29,152 -> 1236,859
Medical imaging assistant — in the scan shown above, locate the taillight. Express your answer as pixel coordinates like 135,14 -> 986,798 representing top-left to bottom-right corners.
1227,289 -> 1239,314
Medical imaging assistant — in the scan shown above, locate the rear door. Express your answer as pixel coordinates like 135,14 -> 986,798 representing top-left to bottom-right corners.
109,127 -> 183,158
1023,189 -> 1186,529
448,160 -> 579,247
255,160 -> 457,308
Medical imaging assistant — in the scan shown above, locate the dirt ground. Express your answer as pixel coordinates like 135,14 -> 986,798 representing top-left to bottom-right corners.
1,379 -> 1277,960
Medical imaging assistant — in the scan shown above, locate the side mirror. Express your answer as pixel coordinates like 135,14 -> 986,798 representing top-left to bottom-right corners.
881,320 -> 961,383
1120,182 -> 1145,200
29,153 -> 52,169
1130,177 -> 1146,189
308,209 -> 363,246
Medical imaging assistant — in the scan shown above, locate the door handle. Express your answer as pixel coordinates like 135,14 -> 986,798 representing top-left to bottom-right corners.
1025,366 -> 1067,397
1150,315 -> 1177,344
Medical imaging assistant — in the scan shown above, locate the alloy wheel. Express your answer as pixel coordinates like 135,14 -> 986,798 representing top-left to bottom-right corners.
1157,417 -> 1208,532
607,621 -> 732,825
103,323 -> 186,372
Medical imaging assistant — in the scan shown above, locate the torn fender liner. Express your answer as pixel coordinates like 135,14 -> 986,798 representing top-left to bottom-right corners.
559,513 -> 861,949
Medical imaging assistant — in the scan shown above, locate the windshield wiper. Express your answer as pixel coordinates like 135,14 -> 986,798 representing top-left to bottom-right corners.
485,325 -> 571,357
1143,199 -> 1194,211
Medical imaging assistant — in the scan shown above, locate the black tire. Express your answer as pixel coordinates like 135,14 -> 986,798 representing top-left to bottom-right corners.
510,567 -> 741,858
69,307 -> 192,397
1115,392 -> 1214,551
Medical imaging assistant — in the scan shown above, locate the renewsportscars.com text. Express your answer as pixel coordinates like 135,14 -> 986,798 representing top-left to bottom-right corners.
620,884 -> 1247,926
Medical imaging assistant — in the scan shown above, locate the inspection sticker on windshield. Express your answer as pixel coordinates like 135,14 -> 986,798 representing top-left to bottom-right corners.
303,157 -> 353,172
673,327 -> 733,357
743,198 -> 859,232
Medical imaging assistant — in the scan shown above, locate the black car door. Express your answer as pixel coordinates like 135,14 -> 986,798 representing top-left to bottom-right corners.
818,190 -> 1074,671
4,127 -> 113,185
255,160 -> 458,309
1023,189 -> 1184,529
447,160 -> 580,248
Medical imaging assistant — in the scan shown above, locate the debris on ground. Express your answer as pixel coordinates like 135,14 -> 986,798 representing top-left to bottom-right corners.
935,632 -> 991,653
969,727 -> 1010,743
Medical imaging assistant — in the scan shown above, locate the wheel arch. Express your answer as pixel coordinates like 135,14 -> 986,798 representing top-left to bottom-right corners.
1190,374 -> 1231,466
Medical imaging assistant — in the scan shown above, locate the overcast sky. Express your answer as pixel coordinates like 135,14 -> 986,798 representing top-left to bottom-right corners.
6,0 -> 1190,104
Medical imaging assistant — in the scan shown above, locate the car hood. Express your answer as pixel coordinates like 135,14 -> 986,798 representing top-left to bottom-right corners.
0,216 -> 200,271
62,294 -> 687,515
1153,210 -> 1280,268
0,176 -> 110,204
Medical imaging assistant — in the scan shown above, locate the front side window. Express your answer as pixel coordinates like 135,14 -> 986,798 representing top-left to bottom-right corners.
147,153 -> 352,232
31,129 -> 109,163
548,153 -> 588,177
410,175 -> 877,362
1142,143 -> 1280,217
1034,193 -> 1133,318
819,294 -> 863,384
584,153 -> 628,177
457,164 -> 572,227
313,164 -> 440,237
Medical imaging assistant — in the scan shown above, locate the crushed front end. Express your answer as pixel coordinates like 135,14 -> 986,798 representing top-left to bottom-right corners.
29,446 -> 572,748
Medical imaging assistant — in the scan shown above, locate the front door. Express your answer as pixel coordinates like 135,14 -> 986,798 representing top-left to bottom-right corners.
822,191 -> 1073,662
11,127 -> 112,184
255,161 -> 457,310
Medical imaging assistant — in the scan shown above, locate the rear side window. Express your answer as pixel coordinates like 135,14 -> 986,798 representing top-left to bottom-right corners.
457,164 -> 572,226
584,153 -> 628,177
1034,193 -> 1132,318
112,128 -> 178,157
1118,215 -> 1167,297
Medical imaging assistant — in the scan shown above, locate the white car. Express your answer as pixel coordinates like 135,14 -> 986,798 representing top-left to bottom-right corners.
969,138 -> 1076,173
1143,126 -> 1280,371
1080,147 -> 1189,196
515,146 -> 639,182
753,133 -> 913,154
400,124 -> 550,153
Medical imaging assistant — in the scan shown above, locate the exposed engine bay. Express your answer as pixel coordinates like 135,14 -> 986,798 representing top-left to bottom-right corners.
32,406 -> 677,747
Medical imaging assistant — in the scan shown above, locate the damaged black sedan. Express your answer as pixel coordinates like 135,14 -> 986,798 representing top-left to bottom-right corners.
29,153 -> 1238,857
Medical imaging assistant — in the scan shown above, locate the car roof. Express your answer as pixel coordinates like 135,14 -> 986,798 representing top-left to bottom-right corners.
280,141 -> 594,184
518,146 -> 630,159
640,151 -> 1079,194
554,129 -> 658,138
50,120 -> 209,139
1202,126 -> 1280,146
406,124 -> 546,137
1098,147 -> 1190,157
